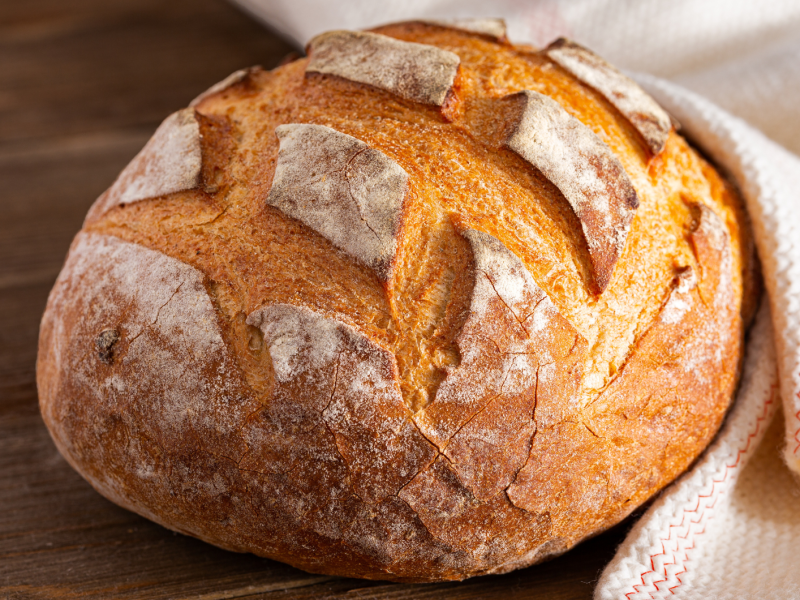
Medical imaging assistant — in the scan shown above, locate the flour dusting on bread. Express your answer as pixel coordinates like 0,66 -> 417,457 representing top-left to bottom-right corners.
660,267 -> 698,325
49,233 -> 242,432
504,90 -> 639,291
39,232 -> 255,527
306,30 -> 460,107
545,38 -> 672,156
267,123 -> 408,280
87,109 -> 202,221
246,303 -> 340,382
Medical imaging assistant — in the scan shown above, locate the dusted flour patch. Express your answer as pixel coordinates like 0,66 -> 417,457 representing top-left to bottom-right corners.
660,266 -> 698,325
399,456 -> 549,561
545,38 -> 672,157
504,90 -> 639,291
246,303 -> 436,504
306,30 -> 460,107
43,233 -> 245,439
86,109 -> 202,221
413,229 -> 586,500
266,123 -> 409,280
247,303 -> 340,383
420,18 -> 507,40
37,232 -> 256,539
190,67 -> 257,107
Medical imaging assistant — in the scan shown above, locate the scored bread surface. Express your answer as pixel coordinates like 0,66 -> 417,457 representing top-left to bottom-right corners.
306,30 -> 461,107
86,108 -> 203,221
544,38 -> 672,157
38,19 -> 757,582
504,89 -> 639,290
266,123 -> 409,280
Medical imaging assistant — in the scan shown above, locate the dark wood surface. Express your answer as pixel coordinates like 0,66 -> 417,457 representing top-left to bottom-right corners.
0,1 -> 630,597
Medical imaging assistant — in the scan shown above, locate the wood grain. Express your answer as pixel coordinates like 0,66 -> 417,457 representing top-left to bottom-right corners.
0,0 -> 628,597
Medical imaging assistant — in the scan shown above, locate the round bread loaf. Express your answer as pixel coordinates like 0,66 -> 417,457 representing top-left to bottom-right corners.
37,19 -> 759,582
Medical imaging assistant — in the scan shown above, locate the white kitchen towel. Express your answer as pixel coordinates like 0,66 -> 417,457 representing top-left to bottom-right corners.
229,1 -> 800,596
592,76 -> 800,600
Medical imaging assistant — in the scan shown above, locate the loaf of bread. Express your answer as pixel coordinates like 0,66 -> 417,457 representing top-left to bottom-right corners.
37,19 -> 759,582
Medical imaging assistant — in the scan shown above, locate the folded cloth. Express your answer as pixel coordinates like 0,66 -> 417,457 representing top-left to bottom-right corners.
231,1 -> 800,596
593,75 -> 800,600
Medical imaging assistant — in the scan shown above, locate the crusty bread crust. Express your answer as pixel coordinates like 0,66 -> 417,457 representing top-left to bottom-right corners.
544,38 -> 673,157
38,20 -> 757,582
504,89 -> 639,290
266,123 -> 409,280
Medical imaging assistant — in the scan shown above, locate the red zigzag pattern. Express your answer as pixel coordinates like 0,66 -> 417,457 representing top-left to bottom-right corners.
791,389 -> 800,454
624,383 -> 777,599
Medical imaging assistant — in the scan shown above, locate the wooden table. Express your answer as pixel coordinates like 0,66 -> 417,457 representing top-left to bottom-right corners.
0,1 -> 631,597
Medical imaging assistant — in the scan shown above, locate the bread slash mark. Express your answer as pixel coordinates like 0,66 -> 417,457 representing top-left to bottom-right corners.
306,30 -> 461,108
544,38 -> 672,157
85,109 -> 203,222
504,90 -> 639,292
266,123 -> 409,281
414,228 -> 587,500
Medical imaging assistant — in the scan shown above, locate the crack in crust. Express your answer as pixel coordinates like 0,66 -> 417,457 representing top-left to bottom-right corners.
503,90 -> 639,291
306,30 -> 461,107
246,303 -> 437,504
413,228 -> 587,500
398,457 -> 550,564
86,109 -> 203,222
266,124 -> 409,281
544,38 -> 672,157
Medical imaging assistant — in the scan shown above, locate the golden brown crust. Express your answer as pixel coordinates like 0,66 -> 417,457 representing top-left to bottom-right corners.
503,89 -> 639,291
416,18 -> 508,42
544,38 -> 673,157
38,21 -> 757,582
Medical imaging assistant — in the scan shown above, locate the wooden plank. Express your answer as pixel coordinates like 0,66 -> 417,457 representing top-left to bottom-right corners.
0,0 -> 297,145
0,0 -> 625,597
236,529 -> 627,600
0,131 -> 151,291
